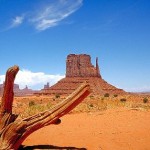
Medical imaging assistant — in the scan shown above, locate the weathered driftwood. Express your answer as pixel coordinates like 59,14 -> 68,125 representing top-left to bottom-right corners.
0,66 -> 90,150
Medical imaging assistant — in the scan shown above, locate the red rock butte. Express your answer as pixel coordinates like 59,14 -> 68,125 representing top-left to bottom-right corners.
38,54 -> 125,96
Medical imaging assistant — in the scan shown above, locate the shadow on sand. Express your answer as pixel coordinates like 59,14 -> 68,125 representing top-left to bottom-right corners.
19,145 -> 87,150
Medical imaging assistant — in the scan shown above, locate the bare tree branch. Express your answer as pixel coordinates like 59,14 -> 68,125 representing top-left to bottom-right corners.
0,66 -> 90,150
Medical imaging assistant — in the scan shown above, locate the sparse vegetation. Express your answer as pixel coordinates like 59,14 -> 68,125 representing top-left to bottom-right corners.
104,93 -> 109,97
29,100 -> 35,107
90,95 -> 94,99
46,102 -> 52,109
26,104 -> 45,116
120,98 -> 127,102
89,104 -> 94,107
10,93 -> 150,117
55,93 -> 60,98
143,98 -> 148,103
114,94 -> 118,97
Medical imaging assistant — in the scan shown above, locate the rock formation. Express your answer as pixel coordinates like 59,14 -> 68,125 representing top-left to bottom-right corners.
66,54 -> 101,78
37,54 -> 125,96
43,82 -> 50,89
0,83 -> 36,96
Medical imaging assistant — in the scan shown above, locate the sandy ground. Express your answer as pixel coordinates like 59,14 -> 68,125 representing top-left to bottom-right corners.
22,108 -> 150,150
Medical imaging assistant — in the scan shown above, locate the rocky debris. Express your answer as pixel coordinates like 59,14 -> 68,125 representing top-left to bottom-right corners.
36,54 -> 125,96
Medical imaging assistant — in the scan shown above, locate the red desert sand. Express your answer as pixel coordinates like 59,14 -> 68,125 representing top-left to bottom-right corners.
22,108 -> 150,150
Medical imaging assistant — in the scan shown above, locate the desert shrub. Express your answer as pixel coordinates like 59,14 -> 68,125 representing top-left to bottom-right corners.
143,98 -> 148,103
120,98 -> 127,102
29,101 -> 35,107
114,94 -> 118,97
104,93 -> 109,97
55,94 -> 60,98
87,103 -> 98,111
89,104 -> 94,107
90,95 -> 94,99
101,97 -> 104,100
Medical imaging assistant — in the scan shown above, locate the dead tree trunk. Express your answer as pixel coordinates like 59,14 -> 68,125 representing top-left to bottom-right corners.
0,66 -> 90,150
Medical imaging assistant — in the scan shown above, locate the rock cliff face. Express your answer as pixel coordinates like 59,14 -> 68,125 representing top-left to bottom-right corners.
66,54 -> 101,78
38,54 -> 125,96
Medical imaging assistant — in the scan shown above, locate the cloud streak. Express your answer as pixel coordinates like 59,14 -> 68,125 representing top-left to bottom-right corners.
7,0 -> 83,31
10,16 -> 24,28
0,69 -> 64,90
31,0 -> 83,30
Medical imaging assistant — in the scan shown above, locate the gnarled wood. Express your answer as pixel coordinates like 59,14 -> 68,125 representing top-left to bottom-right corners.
0,65 -> 19,117
0,66 -> 19,133
0,66 -> 90,150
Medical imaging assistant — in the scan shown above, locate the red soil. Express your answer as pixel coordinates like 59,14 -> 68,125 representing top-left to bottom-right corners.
22,108 -> 150,150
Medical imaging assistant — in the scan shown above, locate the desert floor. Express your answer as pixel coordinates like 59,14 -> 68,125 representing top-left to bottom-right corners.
21,108 -> 150,150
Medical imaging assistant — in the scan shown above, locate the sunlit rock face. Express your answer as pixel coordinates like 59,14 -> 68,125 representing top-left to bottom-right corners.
37,54 -> 126,96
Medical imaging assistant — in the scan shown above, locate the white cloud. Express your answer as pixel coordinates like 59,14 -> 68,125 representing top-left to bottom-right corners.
10,16 -> 24,28
0,69 -> 65,90
1,69 -> 150,92
7,0 -> 83,31
0,75 -> 5,84
30,0 -> 83,30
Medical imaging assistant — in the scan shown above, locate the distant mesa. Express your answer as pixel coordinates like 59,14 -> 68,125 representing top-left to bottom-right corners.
0,83 -> 36,96
43,82 -> 50,89
37,54 -> 125,96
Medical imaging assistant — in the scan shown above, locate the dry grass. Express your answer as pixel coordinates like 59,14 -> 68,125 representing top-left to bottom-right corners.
0,94 -> 150,119
72,94 -> 150,113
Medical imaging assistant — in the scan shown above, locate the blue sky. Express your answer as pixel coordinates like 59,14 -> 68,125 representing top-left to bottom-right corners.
0,0 -> 150,92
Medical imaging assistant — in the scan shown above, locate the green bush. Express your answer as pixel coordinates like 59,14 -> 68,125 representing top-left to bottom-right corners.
29,101 -> 35,107
120,98 -> 126,102
104,93 -> 109,97
114,94 -> 118,97
89,104 -> 94,107
143,98 -> 148,103
90,95 -> 94,99
55,94 -> 60,98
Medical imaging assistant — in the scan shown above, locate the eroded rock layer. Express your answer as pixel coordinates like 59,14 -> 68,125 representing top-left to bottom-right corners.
40,77 -> 125,95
